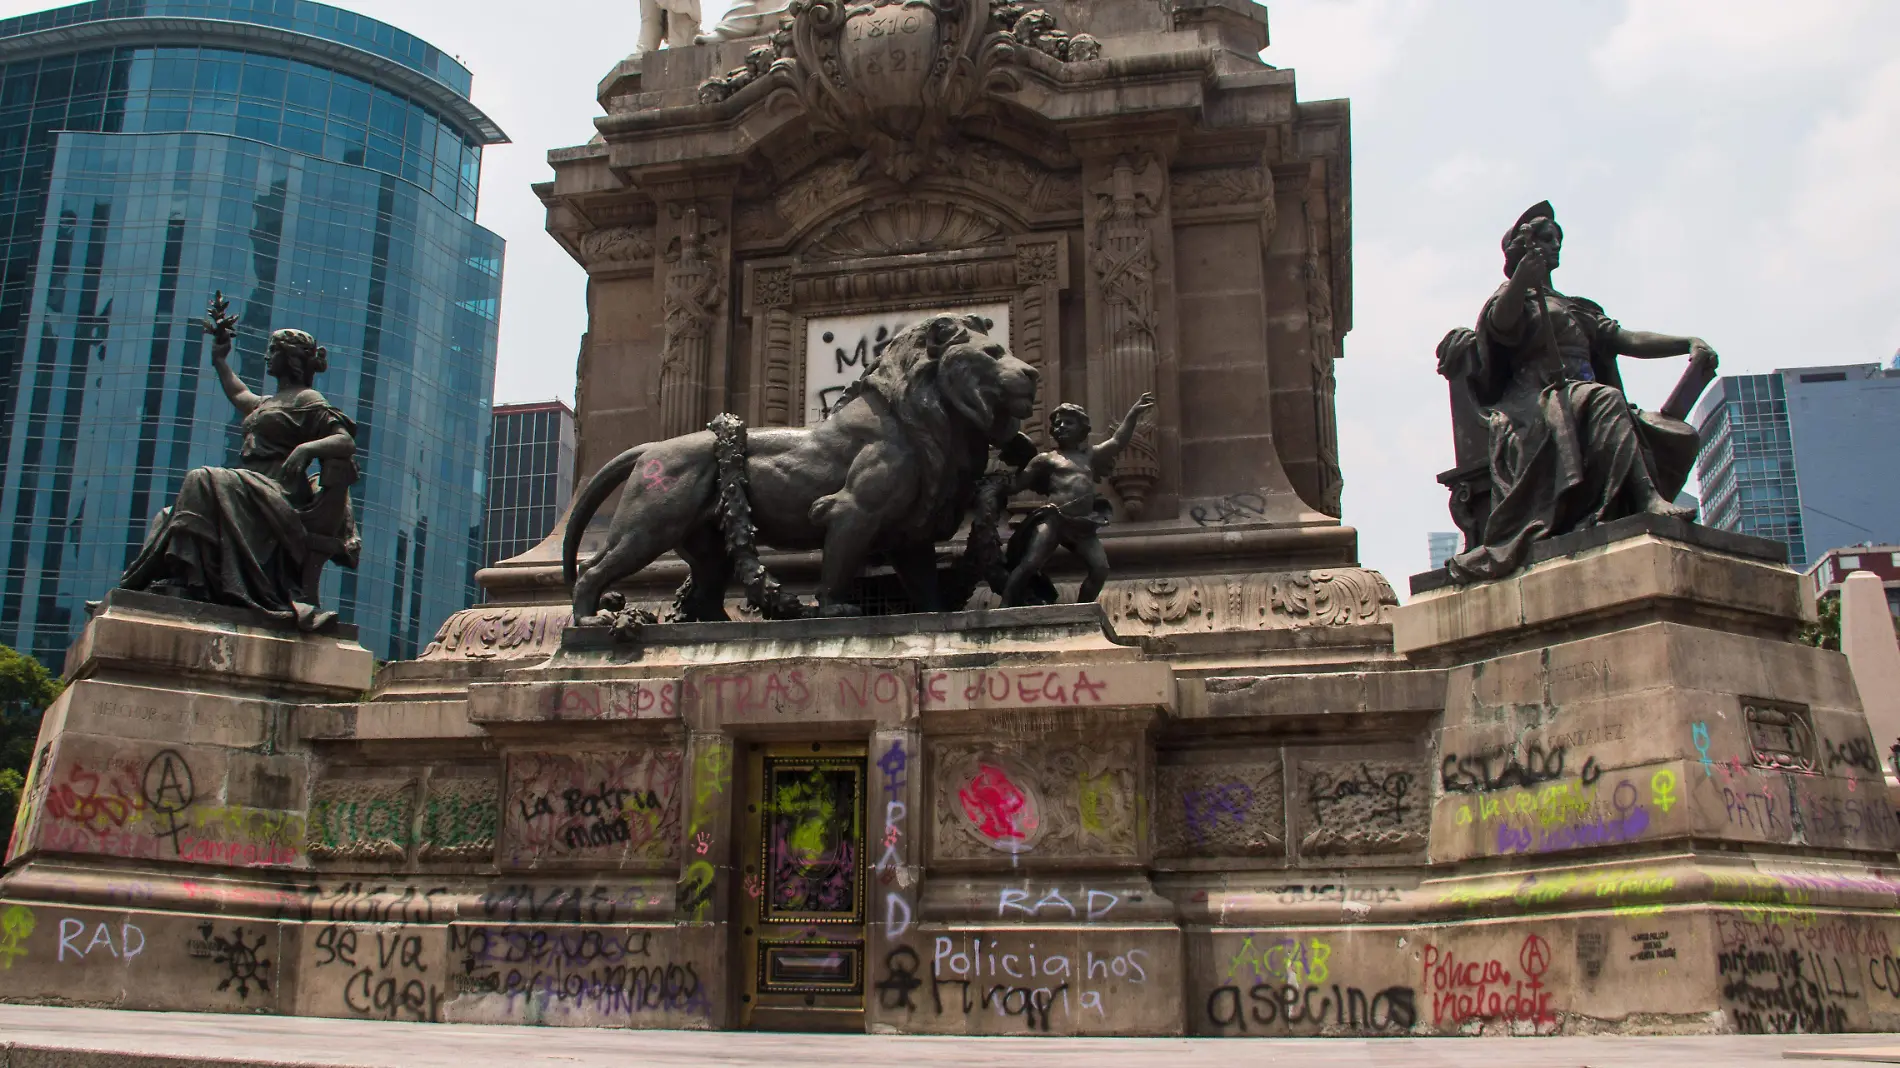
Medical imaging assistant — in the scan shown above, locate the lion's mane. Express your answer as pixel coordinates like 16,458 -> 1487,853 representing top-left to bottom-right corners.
840,314 -> 1009,542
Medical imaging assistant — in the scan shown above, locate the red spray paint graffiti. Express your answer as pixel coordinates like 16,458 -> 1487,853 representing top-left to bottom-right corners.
959,764 -> 1038,842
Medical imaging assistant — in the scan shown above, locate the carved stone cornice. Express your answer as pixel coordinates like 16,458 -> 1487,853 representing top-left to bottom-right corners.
1106,568 -> 1396,636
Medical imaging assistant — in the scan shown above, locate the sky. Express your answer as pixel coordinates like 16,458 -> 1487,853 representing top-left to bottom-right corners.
11,0 -> 1899,594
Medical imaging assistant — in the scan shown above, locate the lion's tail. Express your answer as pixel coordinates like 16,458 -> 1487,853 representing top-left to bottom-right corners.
562,446 -> 645,587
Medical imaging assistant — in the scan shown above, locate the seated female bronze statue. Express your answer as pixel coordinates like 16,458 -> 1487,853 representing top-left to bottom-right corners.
1447,202 -> 1717,584
118,293 -> 360,631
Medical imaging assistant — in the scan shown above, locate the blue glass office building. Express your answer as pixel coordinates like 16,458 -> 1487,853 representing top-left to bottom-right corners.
1693,373 -> 1806,567
1694,362 -> 1900,572
0,1 -> 507,664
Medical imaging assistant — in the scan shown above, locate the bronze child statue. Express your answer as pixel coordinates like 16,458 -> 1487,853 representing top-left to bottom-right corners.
1000,392 -> 1157,608
116,293 -> 361,631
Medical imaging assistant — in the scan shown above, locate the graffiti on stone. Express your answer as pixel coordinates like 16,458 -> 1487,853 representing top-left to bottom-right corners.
1156,761 -> 1282,858
503,749 -> 683,867
1300,759 -> 1426,856
933,740 -> 1138,861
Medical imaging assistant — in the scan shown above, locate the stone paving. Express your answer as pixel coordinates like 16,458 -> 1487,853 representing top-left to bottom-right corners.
2,1007 -> 1900,1067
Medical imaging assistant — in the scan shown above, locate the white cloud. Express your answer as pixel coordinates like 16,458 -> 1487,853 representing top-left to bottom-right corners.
1780,57 -> 1900,312
1335,238 -> 1487,586
1263,0 -> 1432,102
1593,0 -> 1883,90
1425,153 -> 1523,199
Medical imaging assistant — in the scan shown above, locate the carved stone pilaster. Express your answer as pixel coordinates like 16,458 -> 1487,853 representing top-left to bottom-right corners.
657,203 -> 729,439
1008,233 -> 1068,442
1302,165 -> 1343,516
1083,151 -> 1172,519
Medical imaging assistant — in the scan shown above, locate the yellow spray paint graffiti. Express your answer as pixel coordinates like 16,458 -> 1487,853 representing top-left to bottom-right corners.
0,904 -> 34,969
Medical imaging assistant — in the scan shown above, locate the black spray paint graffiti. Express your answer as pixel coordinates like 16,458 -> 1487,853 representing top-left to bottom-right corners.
190,922 -> 270,1001
449,927 -> 703,1017
1824,737 -> 1882,776
1440,745 -> 1598,795
1719,946 -> 1857,1034
304,883 -> 451,925
1306,763 -> 1414,824
815,325 -> 897,419
140,749 -> 195,855
312,925 -> 440,1022
1188,492 -> 1268,528
1206,983 -> 1417,1032
478,884 -> 650,925
877,946 -> 924,1011
932,978 -> 1069,1032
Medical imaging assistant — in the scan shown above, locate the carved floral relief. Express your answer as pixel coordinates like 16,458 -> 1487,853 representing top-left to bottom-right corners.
576,224 -> 656,268
1296,758 -> 1428,856
1155,760 -> 1284,859
1110,569 -> 1396,635
423,606 -> 573,660
932,737 -> 1139,861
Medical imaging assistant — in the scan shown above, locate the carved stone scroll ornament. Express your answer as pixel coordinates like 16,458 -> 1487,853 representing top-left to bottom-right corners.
1105,568 -> 1397,635
1168,166 -> 1268,210
1089,155 -> 1165,517
658,206 -> 727,439
422,605 -> 574,660
576,224 -> 656,268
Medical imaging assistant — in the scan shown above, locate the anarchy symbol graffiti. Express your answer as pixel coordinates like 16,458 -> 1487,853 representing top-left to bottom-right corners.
198,922 -> 271,1001
141,749 -> 195,856
1520,934 -> 1551,980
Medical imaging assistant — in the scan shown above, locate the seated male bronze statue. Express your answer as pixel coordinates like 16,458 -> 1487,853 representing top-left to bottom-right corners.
1436,202 -> 1718,583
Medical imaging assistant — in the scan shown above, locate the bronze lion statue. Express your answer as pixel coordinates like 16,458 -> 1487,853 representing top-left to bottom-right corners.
563,314 -> 1039,621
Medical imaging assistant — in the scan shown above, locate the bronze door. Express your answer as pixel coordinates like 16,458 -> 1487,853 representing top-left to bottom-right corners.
738,742 -> 867,1031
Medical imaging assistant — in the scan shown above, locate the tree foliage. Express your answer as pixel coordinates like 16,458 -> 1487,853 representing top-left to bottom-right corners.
0,645 -> 63,845
1800,593 -> 1843,651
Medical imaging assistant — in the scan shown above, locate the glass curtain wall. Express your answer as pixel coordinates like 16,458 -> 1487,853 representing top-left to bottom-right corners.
0,8 -> 503,665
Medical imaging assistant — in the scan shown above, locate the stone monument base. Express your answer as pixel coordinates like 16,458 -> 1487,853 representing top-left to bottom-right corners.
3,526 -> 1897,1037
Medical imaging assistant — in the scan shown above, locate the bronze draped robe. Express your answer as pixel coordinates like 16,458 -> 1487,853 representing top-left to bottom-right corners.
1448,285 -> 1699,584
120,398 -> 360,630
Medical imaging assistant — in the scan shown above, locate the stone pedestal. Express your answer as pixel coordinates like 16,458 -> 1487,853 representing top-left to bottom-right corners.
1841,571 -> 1900,772
1377,515 -> 1900,1036
10,520 -> 1897,1037
0,591 -> 373,1014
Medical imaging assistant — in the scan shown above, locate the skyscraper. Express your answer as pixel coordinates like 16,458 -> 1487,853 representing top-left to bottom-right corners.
1692,362 -> 1900,571
1427,531 -> 1459,571
0,2 -> 507,663
484,399 -> 574,570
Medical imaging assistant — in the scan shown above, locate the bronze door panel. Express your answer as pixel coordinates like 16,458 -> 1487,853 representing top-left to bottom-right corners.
738,743 -> 867,1030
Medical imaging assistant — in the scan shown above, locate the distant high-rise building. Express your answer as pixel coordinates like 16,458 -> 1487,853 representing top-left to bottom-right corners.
1427,531 -> 1459,571
1693,362 -> 1900,570
0,1 -> 508,664
484,400 -> 574,569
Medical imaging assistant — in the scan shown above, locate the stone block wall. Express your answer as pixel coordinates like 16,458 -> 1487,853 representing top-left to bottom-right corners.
6,537 -> 1900,1038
